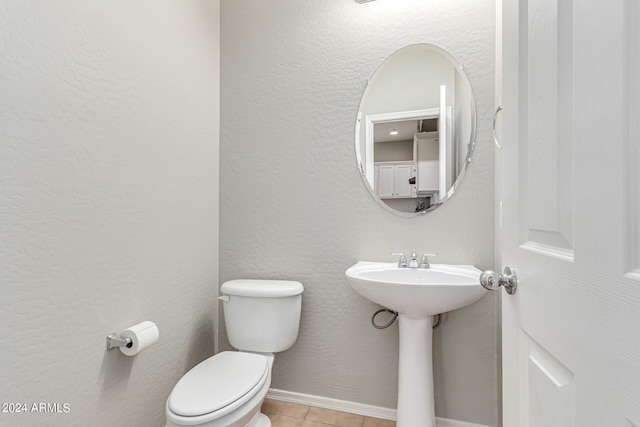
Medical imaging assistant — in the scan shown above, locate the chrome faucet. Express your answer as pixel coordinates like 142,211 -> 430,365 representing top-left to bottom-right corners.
392,252 -> 437,268
408,252 -> 419,268
391,252 -> 408,268
419,253 -> 437,268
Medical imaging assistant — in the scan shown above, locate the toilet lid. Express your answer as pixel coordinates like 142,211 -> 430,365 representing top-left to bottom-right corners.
168,351 -> 268,417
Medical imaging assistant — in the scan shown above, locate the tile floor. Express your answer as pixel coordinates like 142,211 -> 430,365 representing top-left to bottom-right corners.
261,399 -> 396,427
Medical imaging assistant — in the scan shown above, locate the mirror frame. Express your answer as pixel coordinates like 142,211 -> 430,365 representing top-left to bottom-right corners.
354,43 -> 477,217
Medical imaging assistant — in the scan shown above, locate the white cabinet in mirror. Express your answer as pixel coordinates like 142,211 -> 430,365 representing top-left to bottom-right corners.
355,44 -> 476,216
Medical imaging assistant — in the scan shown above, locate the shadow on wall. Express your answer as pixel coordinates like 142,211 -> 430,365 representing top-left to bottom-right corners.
184,318 -> 216,372
99,348 -> 134,402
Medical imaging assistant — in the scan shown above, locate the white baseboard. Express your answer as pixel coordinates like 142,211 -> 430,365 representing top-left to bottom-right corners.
436,418 -> 494,427
267,388 -> 396,421
266,389 -> 494,427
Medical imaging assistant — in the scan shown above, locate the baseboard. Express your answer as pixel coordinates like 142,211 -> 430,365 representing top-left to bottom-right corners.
266,389 -> 494,427
436,418 -> 494,427
267,388 -> 396,421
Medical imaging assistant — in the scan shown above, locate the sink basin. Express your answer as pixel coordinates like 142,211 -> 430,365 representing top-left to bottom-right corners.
345,261 -> 487,427
345,262 -> 486,318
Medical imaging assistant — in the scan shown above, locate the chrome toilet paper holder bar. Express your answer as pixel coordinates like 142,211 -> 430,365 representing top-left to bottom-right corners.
106,333 -> 133,350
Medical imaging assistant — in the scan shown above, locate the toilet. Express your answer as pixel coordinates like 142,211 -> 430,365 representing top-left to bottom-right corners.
166,279 -> 304,427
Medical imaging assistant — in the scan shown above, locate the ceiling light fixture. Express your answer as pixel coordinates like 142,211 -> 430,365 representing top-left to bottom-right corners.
389,129 -> 399,136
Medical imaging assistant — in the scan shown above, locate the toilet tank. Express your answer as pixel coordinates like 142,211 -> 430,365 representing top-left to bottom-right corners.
220,280 -> 303,353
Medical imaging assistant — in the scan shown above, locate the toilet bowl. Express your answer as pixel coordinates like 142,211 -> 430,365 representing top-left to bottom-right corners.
166,352 -> 273,427
166,280 -> 304,427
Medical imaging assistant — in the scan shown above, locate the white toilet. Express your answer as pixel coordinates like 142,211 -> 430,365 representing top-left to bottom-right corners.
166,279 -> 304,427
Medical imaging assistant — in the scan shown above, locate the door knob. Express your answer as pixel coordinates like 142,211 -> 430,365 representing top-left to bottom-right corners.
479,266 -> 517,295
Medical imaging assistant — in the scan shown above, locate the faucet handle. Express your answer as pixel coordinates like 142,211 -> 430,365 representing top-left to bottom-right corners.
391,252 -> 407,268
419,253 -> 437,268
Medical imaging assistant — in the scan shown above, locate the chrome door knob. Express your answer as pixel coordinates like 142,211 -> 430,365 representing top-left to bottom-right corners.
479,266 -> 517,295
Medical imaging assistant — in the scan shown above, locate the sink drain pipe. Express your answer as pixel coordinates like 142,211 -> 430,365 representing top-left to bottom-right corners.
371,309 -> 441,330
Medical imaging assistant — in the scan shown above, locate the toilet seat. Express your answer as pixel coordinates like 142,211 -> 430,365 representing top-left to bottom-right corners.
168,351 -> 268,419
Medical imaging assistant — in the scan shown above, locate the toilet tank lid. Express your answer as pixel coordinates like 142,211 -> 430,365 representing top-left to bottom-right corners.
221,280 -> 304,297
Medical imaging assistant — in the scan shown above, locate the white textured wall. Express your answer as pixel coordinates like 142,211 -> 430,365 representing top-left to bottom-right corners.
0,2 -> 219,426
220,1 -> 497,426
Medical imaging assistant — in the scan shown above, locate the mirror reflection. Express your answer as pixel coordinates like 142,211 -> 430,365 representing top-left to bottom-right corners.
355,44 -> 476,216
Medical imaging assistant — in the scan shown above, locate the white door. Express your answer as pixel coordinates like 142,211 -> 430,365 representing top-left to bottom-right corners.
438,85 -> 447,197
394,164 -> 415,198
500,0 -> 640,426
376,165 -> 396,198
416,133 -> 440,193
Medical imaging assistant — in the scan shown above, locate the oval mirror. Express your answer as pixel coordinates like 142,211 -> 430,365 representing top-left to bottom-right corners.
355,44 -> 476,217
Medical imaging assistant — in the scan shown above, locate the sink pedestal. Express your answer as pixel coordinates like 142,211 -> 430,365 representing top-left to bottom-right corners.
397,314 -> 436,427
345,262 -> 487,427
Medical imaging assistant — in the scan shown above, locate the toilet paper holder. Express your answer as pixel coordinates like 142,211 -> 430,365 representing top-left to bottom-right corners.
106,333 -> 133,350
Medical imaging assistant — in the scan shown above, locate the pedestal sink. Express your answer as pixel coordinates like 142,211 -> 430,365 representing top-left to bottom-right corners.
345,262 -> 486,427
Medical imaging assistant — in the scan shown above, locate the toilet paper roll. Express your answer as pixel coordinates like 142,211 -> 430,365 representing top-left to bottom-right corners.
119,321 -> 159,356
